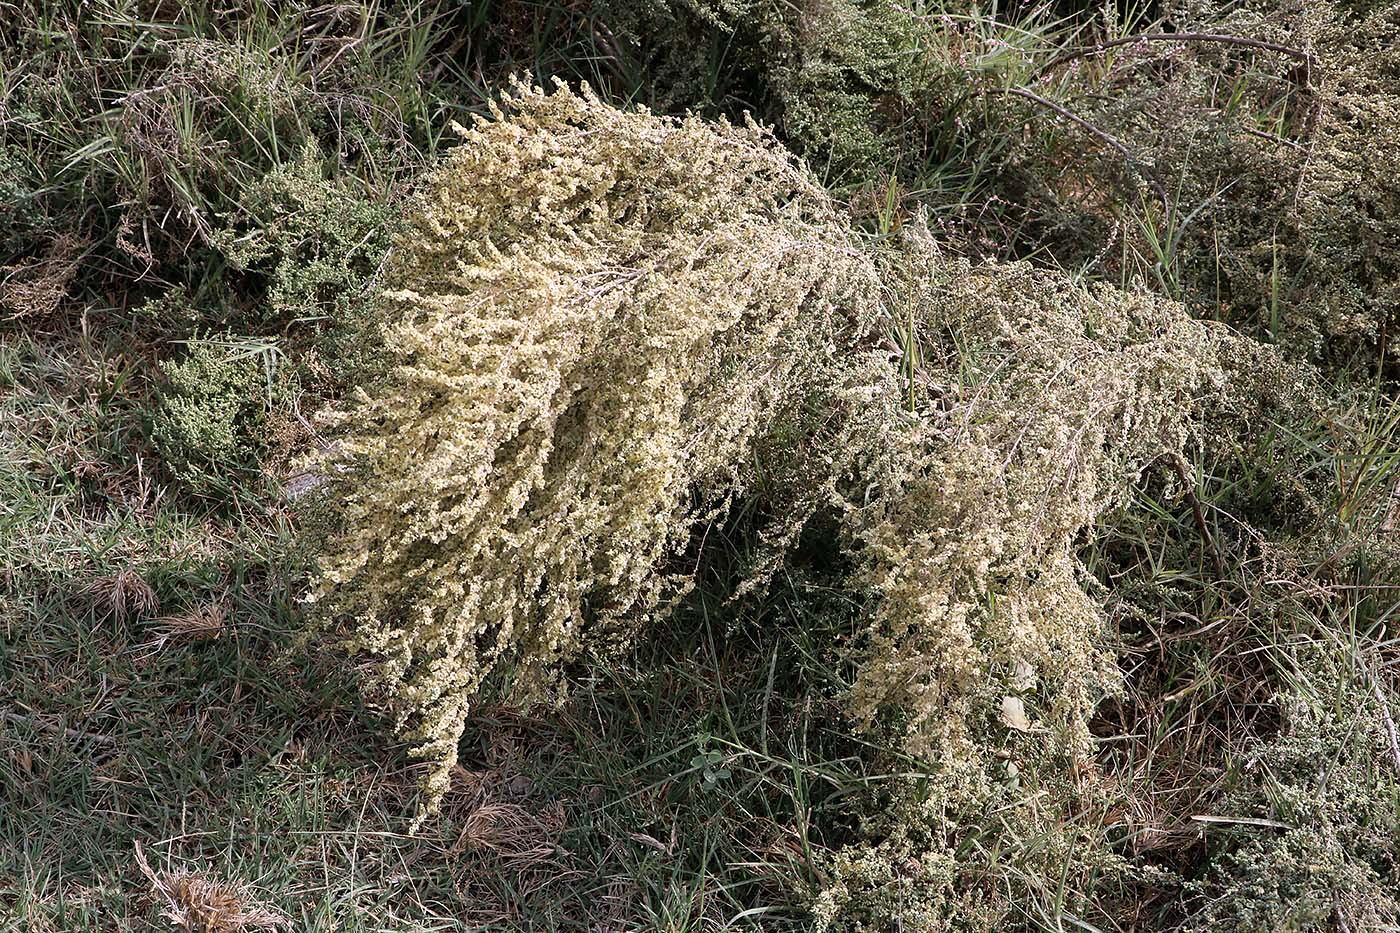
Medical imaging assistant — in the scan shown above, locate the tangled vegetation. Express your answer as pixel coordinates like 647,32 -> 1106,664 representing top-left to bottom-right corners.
311,81 -> 874,809
4,1 -> 1400,930
312,83 -> 1254,825
1184,646 -> 1400,930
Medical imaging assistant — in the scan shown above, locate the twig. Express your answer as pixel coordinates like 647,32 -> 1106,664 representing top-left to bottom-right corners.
1169,454 -> 1227,579
1239,126 -> 1306,152
1040,32 -> 1315,89
996,86 -> 1169,205
2,708 -> 118,746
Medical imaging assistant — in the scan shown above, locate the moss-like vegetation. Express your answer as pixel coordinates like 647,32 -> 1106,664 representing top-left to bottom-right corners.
1186,655 -> 1400,930
150,338 -> 272,497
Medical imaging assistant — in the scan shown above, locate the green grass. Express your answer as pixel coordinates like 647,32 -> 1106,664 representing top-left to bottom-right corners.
0,321 -> 868,928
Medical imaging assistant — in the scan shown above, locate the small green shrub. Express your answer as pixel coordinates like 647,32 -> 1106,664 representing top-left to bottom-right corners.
1186,646 -> 1400,931
1290,5 -> 1400,353
151,338 -> 273,496
580,0 -> 1041,191
597,0 -> 1400,360
744,0 -> 929,182
132,286 -> 203,331
810,759 -> 1144,932
0,143 -> 42,249
214,139 -> 394,329
0,1 -> 462,338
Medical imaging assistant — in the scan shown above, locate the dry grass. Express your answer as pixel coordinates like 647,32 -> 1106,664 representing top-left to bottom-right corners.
83,568 -> 159,623
134,843 -> 288,932
147,603 -> 228,644
0,232 -> 85,319
454,800 -> 567,865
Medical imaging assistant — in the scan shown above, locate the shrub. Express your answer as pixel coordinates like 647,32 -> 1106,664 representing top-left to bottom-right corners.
314,82 -> 1256,840
1015,0 -> 1400,359
212,139 -> 395,381
599,0 -> 1400,360
151,338 -> 273,496
795,237 -> 1242,931
1289,4 -> 1400,352
310,80 -> 873,812
741,0 -> 930,182
575,0 -> 1041,191
810,760 -> 1143,932
0,143 -> 43,252
841,240 -> 1236,776
0,2 -> 459,339
1185,645 -> 1400,931
213,139 -> 393,329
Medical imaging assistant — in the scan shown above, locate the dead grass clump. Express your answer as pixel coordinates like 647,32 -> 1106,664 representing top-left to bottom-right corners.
455,801 -> 567,866
140,604 -> 228,656
0,233 -> 85,319
442,739 -> 568,869
83,568 -> 158,623
437,754 -> 582,926
134,843 -> 287,932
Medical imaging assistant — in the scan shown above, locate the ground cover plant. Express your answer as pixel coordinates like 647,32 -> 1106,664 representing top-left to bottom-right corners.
3,1 -> 1399,931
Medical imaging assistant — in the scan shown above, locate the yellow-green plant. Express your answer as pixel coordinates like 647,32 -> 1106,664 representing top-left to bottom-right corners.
310,80 -> 871,812
841,239 -> 1236,781
800,237 -> 1242,931
314,83 -> 1249,833
152,336 -> 274,496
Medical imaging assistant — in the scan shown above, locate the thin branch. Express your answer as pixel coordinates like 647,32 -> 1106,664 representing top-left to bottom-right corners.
2,708 -> 118,746
1239,126 -> 1307,152
1041,32 -> 1314,89
996,86 -> 1169,204
1169,454 -> 1227,580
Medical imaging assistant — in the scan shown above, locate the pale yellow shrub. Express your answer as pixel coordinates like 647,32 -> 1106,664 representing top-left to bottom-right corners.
807,236 -> 1239,930
841,231 -> 1235,782
310,80 -> 872,813
314,84 -> 1245,833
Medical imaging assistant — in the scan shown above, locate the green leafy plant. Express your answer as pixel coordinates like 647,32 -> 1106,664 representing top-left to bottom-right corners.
214,139 -> 394,329
151,336 -> 279,497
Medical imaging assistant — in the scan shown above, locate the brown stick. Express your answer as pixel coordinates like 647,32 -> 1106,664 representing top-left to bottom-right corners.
1041,32 -> 1314,89
996,86 -> 1169,205
1240,126 -> 1306,152
1170,454 -> 1227,579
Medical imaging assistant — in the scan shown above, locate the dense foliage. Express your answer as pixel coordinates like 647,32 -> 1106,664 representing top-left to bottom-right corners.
315,83 -> 1249,878
311,81 -> 874,809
